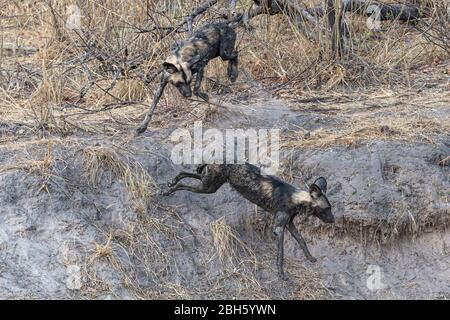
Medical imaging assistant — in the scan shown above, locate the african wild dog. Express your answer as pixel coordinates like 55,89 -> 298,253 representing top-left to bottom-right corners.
163,163 -> 335,280
136,22 -> 238,135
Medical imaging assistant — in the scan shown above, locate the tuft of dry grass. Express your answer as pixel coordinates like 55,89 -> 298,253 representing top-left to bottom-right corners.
291,268 -> 330,299
210,216 -> 257,267
105,79 -> 149,103
0,141 -> 55,193
81,145 -> 158,213
80,203 -> 185,299
91,233 -> 114,261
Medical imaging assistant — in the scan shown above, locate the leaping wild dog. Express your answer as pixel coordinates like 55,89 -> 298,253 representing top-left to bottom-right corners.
163,163 -> 335,280
136,22 -> 238,135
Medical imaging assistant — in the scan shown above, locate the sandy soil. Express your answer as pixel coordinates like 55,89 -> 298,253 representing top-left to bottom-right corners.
0,73 -> 448,299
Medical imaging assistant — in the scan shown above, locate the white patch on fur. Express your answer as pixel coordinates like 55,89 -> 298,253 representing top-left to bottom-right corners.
260,180 -> 273,196
164,55 -> 192,84
179,62 -> 192,83
165,55 -> 179,68
291,190 -> 311,205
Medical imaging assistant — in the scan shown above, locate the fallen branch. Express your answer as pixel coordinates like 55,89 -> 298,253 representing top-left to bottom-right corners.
342,0 -> 421,21
252,0 -> 322,26
137,0 -> 219,38
250,0 -> 421,29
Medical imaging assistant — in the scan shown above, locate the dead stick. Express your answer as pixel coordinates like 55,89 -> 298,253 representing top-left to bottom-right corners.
138,0 -> 219,37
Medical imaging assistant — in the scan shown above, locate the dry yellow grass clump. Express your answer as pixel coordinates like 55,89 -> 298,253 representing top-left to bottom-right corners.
210,216 -> 257,266
82,145 -> 158,213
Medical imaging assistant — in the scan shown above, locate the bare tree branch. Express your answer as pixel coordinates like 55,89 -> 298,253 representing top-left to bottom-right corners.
137,0 -> 219,38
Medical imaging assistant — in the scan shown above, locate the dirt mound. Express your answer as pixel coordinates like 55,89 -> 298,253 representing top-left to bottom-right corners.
0,85 -> 448,299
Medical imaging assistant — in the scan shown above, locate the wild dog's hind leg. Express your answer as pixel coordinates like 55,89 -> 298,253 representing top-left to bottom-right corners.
163,180 -> 222,196
164,170 -> 225,196
226,56 -> 238,83
167,171 -> 201,187
273,212 -> 290,280
193,67 -> 208,101
287,221 -> 317,263
219,30 -> 238,83
164,183 -> 211,195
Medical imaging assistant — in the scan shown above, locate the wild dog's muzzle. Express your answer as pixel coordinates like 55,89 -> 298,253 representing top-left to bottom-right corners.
317,208 -> 335,223
176,83 -> 192,97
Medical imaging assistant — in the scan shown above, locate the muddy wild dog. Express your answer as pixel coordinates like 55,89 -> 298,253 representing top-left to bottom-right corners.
163,163 -> 335,280
136,22 -> 238,135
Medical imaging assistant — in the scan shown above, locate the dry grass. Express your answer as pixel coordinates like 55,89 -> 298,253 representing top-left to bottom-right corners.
0,0 -> 448,132
283,94 -> 450,149
238,0 -> 448,90
82,145 -> 158,213
285,114 -> 449,149
0,0 -> 448,300
79,198 -> 185,299
210,216 -> 257,267
290,267 -> 329,299
79,207 -> 186,299
0,140 -> 55,193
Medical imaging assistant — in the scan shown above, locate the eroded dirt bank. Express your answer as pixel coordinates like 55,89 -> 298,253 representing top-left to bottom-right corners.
0,81 -> 448,299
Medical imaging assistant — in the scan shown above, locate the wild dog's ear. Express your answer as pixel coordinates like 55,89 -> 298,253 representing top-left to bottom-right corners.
163,62 -> 178,74
313,177 -> 327,194
188,54 -> 202,66
309,184 -> 322,199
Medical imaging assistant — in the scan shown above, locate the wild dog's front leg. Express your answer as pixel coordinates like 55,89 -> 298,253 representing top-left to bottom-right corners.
193,67 -> 208,101
135,75 -> 168,135
219,31 -> 238,83
227,56 -> 238,83
167,171 -> 201,187
273,212 -> 290,280
163,183 -> 206,196
287,221 -> 317,263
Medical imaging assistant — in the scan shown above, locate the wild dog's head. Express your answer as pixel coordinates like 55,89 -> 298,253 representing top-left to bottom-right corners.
163,53 -> 200,98
308,177 -> 334,223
